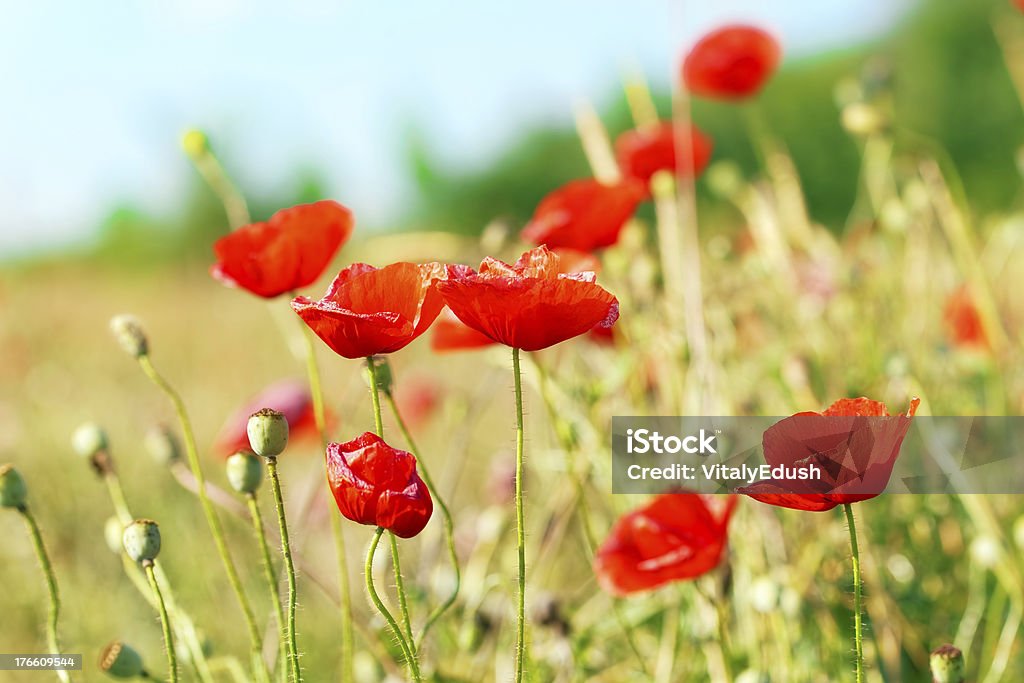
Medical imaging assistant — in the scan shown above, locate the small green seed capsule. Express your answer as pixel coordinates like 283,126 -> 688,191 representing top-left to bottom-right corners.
104,517 -> 124,554
99,640 -> 146,678
144,425 -> 181,466
0,464 -> 28,509
929,644 -> 964,683
226,452 -> 263,494
247,409 -> 288,458
363,356 -> 394,396
122,519 -> 161,563
110,315 -> 149,358
71,423 -> 109,459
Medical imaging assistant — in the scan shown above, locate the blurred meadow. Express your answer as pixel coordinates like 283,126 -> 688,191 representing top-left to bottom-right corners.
3,0 -> 1024,681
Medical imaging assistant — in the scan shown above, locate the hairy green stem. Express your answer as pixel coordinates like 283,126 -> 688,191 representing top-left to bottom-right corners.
844,504 -> 865,683
365,528 -> 421,682
20,507 -> 70,683
247,494 -> 288,681
267,458 -> 302,682
512,347 -> 527,683
145,562 -> 178,683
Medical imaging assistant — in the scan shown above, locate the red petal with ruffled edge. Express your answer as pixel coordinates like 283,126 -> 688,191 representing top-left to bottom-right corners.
521,179 -> 645,251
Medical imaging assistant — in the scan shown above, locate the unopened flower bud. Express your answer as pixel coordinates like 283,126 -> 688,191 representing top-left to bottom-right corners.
0,464 -> 28,509
99,641 -> 146,678
247,409 -> 288,458
929,644 -> 964,683
104,517 -> 124,554
123,519 -> 161,563
226,452 -> 263,494
110,315 -> 149,358
181,129 -> 209,159
363,356 -> 394,396
144,425 -> 181,466
72,422 -> 109,459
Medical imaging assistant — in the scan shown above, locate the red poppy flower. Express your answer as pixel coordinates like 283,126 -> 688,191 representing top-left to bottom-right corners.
521,179 -> 646,251
683,25 -> 781,100
211,200 -> 354,298
738,397 -> 921,512
944,286 -> 989,350
615,122 -> 713,188
292,261 -> 446,359
436,246 -> 619,352
594,493 -> 736,595
212,379 -> 324,457
326,432 -> 433,538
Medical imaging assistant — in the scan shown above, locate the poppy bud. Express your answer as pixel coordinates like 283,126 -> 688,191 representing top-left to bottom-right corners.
0,464 -> 28,509
123,519 -> 161,564
363,356 -> 394,396
110,315 -> 149,358
181,129 -> 209,159
247,409 -> 289,458
929,644 -> 964,683
104,516 -> 124,554
144,425 -> 181,466
71,422 -> 109,459
99,641 -> 146,678
226,451 -> 263,494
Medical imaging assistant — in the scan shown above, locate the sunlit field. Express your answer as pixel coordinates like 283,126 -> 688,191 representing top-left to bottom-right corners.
3,3 -> 1024,683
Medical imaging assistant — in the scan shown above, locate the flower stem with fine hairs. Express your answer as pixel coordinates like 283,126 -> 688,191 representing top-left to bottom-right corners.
844,503 -> 865,683
136,355 -> 269,683
366,527 -> 421,682
386,393 -> 461,651
145,561 -> 179,683
267,457 -> 302,682
19,506 -> 71,683
295,304 -> 355,681
512,346 -> 527,683
246,493 -> 288,681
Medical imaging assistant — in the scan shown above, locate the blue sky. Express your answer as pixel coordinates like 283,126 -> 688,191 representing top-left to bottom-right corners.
0,0 -> 911,256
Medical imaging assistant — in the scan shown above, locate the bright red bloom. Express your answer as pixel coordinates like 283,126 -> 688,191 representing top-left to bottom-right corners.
292,262 -> 446,359
683,25 -> 781,100
615,122 -> 713,188
594,493 -> 736,595
944,286 -> 989,350
436,246 -> 619,352
326,432 -> 433,538
521,179 -> 646,251
213,379 -> 322,456
212,200 -> 353,298
738,397 -> 921,512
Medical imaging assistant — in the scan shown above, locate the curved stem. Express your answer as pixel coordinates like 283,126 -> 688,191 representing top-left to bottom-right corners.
386,393 -> 461,651
844,504 -> 865,683
267,458 -> 302,682
146,562 -> 179,683
136,355 -> 268,682
247,494 -> 288,681
512,347 -> 527,683
20,507 -> 70,683
365,528 -> 421,682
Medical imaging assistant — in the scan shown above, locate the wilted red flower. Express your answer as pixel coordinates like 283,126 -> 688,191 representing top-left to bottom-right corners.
738,397 -> 921,512
437,246 -> 619,351
326,432 -> 433,538
594,493 -> 736,595
521,179 -> 646,251
615,122 -> 713,188
213,379 -> 321,456
212,200 -> 354,298
944,286 -> 989,350
292,262 -> 446,359
683,25 -> 781,100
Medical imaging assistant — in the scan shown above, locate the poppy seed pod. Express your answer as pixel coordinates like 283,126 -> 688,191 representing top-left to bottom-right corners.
226,451 -> 263,494
929,644 -> 964,683
110,315 -> 149,358
122,519 -> 161,563
71,422 -> 109,459
0,464 -> 28,509
99,640 -> 146,678
364,356 -> 394,396
104,516 -> 124,554
144,425 -> 181,466
247,409 -> 289,458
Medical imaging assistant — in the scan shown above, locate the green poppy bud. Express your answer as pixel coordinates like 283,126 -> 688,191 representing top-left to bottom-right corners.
0,464 -> 28,509
929,644 -> 964,683
110,315 -> 149,358
72,422 -> 109,459
122,519 -> 161,563
363,356 -> 394,396
99,641 -> 146,678
181,129 -> 209,159
226,451 -> 263,494
104,517 -> 124,554
144,425 -> 181,466
247,409 -> 288,458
